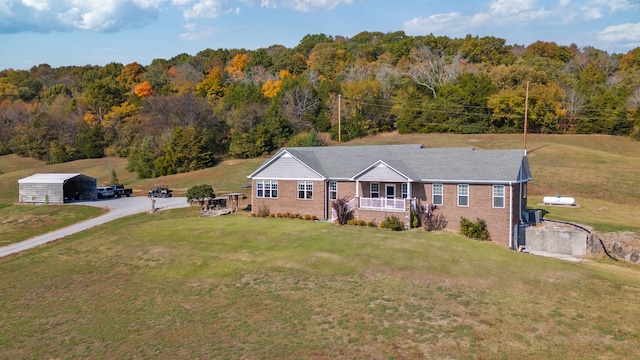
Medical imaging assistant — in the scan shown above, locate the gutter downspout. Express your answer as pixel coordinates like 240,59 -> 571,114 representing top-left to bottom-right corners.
324,180 -> 328,220
250,179 -> 254,215
509,181 -> 514,250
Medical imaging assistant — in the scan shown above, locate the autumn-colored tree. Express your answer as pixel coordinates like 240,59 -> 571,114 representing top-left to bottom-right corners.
168,63 -> 203,95
262,79 -> 282,98
196,67 -> 226,99
0,78 -> 20,101
226,53 -> 249,82
620,48 -> 640,72
117,62 -> 145,89
134,81 -> 155,98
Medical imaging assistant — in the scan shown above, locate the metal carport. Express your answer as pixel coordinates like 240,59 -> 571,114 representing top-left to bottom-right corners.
18,173 -> 97,204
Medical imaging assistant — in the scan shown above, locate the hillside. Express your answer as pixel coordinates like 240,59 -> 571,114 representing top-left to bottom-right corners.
1,207 -> 640,359
1,133 -> 640,358
1,133 -> 639,235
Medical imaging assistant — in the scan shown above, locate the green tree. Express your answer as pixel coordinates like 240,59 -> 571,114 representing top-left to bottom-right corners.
186,184 -> 216,209
153,126 -> 217,176
294,33 -> 334,56
43,84 -> 72,105
127,136 -> 160,179
76,123 -> 105,158
83,77 -> 126,121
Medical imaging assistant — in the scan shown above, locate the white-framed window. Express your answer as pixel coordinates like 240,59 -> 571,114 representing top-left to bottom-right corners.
298,181 -> 313,200
257,180 -> 278,198
432,184 -> 443,205
370,182 -> 380,198
493,185 -> 505,208
458,184 -> 469,207
401,183 -> 408,199
329,181 -> 337,200
523,183 -> 527,199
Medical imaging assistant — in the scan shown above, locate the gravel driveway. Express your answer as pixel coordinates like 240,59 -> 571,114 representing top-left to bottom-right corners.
0,196 -> 190,258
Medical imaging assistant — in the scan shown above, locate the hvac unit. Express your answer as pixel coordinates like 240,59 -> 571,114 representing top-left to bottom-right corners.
528,210 -> 542,224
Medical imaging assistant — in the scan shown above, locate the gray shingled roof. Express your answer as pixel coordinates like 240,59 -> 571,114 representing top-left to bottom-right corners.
251,144 -> 531,183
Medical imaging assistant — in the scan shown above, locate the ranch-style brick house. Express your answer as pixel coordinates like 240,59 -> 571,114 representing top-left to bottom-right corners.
247,144 -> 532,248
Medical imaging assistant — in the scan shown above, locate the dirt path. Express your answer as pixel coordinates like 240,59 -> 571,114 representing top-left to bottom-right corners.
0,196 -> 190,258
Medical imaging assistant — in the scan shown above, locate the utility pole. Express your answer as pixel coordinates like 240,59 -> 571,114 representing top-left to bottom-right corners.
523,81 -> 529,153
338,94 -> 341,143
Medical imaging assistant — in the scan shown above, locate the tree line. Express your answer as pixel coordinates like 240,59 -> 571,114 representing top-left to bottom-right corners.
1,32 -> 639,178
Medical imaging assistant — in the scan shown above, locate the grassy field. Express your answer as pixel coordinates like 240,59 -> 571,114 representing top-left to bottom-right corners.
0,133 -> 639,358
1,209 -> 640,359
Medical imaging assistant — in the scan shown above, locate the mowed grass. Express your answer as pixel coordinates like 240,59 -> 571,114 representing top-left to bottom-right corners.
1,210 -> 640,359
0,154 -> 261,243
0,204 -> 107,245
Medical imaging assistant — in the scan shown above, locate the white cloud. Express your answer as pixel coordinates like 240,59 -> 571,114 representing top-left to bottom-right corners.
583,6 -> 601,20
174,0 -> 237,19
179,23 -> 218,39
0,0 -> 164,33
22,0 -> 50,12
598,22 -> 640,47
244,0 -> 355,11
403,0 -> 551,36
593,0 -> 639,12
488,0 -> 535,17
281,0 -> 355,12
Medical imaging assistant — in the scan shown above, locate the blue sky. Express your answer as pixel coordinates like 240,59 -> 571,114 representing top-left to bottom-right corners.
1,0 -> 639,70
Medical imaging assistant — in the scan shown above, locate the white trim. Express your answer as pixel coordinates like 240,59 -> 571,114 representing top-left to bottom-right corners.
297,181 -> 313,200
457,184 -> 469,207
492,185 -> 506,208
370,182 -> 380,198
432,183 -> 443,206
385,184 -> 396,199
328,180 -> 338,200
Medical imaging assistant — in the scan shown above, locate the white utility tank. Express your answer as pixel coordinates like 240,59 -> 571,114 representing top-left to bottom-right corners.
543,195 -> 576,206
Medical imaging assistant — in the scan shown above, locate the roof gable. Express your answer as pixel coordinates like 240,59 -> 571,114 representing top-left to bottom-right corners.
248,150 -> 324,180
352,161 -> 411,182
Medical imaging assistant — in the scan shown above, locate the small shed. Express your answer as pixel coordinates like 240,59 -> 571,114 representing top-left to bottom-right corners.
18,173 -> 97,204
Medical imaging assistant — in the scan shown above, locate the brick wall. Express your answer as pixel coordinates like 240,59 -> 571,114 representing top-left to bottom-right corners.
252,179 -> 326,218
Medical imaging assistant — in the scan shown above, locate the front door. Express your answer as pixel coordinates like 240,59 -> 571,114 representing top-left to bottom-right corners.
385,184 -> 395,207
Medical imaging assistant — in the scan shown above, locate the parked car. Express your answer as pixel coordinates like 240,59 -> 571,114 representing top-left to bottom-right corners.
96,186 -> 115,199
110,184 -> 133,197
148,185 -> 173,198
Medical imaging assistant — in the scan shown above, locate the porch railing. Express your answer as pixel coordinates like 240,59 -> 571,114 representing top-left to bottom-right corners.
359,197 -> 406,211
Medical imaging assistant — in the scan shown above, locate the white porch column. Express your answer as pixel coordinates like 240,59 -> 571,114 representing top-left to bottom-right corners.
355,179 -> 360,197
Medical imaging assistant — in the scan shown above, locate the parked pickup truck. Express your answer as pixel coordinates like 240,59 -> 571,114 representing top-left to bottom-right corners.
96,186 -> 115,199
111,184 -> 133,197
148,185 -> 172,198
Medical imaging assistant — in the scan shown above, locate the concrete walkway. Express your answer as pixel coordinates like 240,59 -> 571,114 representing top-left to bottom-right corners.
0,196 -> 190,258
527,250 -> 583,262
